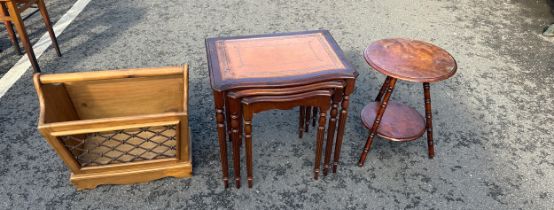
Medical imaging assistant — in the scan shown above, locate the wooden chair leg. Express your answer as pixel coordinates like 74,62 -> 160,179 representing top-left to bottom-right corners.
228,96 -> 242,188
305,106 -> 312,132
1,4 -> 22,55
298,106 -> 305,138
358,78 -> 397,167
213,91 -> 229,188
323,90 -> 341,176
423,83 -> 435,158
6,1 -> 40,72
243,105 -> 254,188
375,77 -> 391,102
313,109 -> 327,180
5,21 -> 22,54
37,0 -> 61,57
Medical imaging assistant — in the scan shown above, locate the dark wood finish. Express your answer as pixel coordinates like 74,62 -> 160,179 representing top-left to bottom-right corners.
313,108 -> 326,180
361,101 -> 425,141
298,106 -> 305,138
206,30 -> 358,91
332,79 -> 356,173
359,39 -> 457,164
240,90 -> 333,187
1,0 -> 62,72
364,38 -> 456,83
304,106 -> 311,132
375,76 -> 391,102
207,30 -> 358,188
227,95 -> 242,188
423,83 -> 435,158
213,91 -> 229,188
312,107 -> 318,127
323,89 -> 342,175
358,78 -> 397,167
226,81 -> 346,186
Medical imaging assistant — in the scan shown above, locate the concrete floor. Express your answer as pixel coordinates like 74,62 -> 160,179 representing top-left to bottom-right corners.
0,0 -> 553,209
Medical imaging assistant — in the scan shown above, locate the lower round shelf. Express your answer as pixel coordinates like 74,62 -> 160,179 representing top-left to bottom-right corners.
361,101 -> 426,141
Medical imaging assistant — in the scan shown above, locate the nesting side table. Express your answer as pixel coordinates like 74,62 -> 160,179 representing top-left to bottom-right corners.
206,30 -> 358,188
358,38 -> 457,166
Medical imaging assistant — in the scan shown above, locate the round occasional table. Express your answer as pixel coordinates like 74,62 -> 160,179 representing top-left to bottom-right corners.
358,38 -> 457,166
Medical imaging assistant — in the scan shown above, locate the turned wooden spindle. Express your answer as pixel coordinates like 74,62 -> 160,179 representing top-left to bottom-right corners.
423,83 -> 435,158
243,110 -> 254,188
358,77 -> 397,166
213,91 -> 229,188
314,110 -> 327,180
375,77 -> 391,102
323,90 -> 341,176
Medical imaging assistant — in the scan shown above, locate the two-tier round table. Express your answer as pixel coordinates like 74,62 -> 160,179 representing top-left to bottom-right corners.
358,38 -> 457,166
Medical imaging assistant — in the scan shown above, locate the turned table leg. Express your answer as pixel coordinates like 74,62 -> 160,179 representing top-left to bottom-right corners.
225,97 -> 232,142
375,77 -> 391,102
423,83 -> 435,158
332,80 -> 355,173
358,77 -> 397,167
213,91 -> 229,188
228,96 -> 242,188
323,89 -> 341,176
314,109 -> 327,180
243,105 -> 254,188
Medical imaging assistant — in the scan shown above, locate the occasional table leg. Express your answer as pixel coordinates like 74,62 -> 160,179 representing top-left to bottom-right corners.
305,106 -> 312,132
358,78 -> 397,167
314,109 -> 327,180
228,96 -> 242,188
298,106 -> 305,138
423,83 -> 435,159
213,91 -> 229,188
375,77 -> 391,101
323,90 -> 341,176
332,79 -> 356,173
243,105 -> 254,188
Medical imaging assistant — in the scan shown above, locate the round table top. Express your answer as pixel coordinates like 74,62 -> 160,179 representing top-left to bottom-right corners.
364,38 -> 457,83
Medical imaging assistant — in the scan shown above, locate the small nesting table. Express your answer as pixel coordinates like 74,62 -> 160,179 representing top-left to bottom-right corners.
206,30 -> 358,188
358,38 -> 457,166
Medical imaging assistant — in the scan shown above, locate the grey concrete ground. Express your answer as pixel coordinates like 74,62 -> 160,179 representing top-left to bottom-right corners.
0,0 -> 553,209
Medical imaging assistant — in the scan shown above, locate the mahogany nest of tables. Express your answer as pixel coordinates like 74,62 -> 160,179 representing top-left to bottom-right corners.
206,30 -> 358,188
